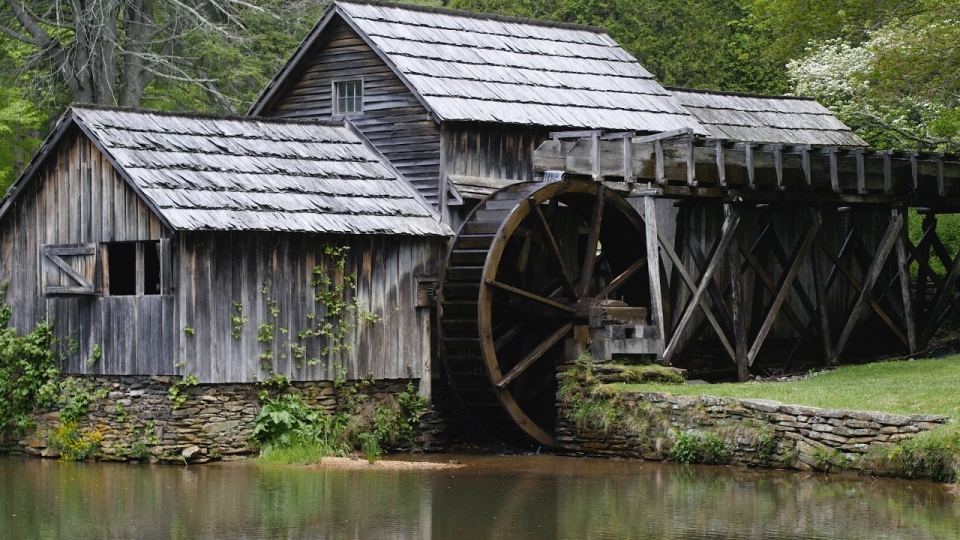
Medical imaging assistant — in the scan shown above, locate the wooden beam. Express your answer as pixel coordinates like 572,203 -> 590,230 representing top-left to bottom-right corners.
644,196 -> 665,357
631,128 -> 693,144
827,148 -> 839,193
686,138 -> 696,187
728,205 -> 749,381
655,140 -> 665,185
883,151 -> 893,195
801,146 -> 812,188
894,209 -> 917,352
745,143 -> 756,189
662,210 -> 741,363
918,238 -> 960,346
747,211 -> 822,366
495,322 -> 573,389
937,154 -> 945,197
810,227 -> 834,365
830,213 -> 903,364
594,257 -> 647,302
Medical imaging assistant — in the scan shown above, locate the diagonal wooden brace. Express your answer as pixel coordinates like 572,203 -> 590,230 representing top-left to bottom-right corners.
662,209 -> 740,364
830,213 -> 904,364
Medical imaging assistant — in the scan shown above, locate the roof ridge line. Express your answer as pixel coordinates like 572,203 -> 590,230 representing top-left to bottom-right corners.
336,0 -> 609,34
666,86 -> 818,102
71,104 -> 350,127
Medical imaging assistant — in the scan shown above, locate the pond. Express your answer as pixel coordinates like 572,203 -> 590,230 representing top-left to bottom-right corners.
1,454 -> 958,539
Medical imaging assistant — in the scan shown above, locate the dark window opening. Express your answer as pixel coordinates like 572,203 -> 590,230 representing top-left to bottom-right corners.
105,241 -> 163,296
107,243 -> 137,296
334,80 -> 363,115
144,241 -> 161,295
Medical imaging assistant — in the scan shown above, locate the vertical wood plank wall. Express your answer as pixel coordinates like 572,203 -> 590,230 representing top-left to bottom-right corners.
176,231 -> 442,384
262,19 -> 443,206
440,122 -> 550,229
0,131 -> 170,375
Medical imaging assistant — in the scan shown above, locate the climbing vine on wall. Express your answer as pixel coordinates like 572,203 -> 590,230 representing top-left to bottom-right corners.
250,243 -> 380,378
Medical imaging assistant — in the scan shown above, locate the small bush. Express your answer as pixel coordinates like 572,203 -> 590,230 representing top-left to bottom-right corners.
885,426 -> 960,482
50,421 -> 103,461
668,430 -> 731,465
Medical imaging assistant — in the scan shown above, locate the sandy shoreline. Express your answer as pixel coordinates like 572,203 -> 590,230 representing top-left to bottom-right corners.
305,457 -> 466,470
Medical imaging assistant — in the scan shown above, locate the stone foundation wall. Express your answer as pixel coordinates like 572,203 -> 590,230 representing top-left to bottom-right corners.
16,376 -> 443,463
556,390 -> 948,470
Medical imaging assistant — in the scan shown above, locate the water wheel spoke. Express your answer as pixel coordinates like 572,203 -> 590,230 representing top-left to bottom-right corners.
494,321 -> 526,351
594,256 -> 646,303
485,279 -> 574,314
579,185 -> 605,297
528,197 -> 579,300
495,322 -> 574,389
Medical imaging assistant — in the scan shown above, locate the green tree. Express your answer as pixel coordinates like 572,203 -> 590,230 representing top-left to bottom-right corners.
447,0 -> 788,93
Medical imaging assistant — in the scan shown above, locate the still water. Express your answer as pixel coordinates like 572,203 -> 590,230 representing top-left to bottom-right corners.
1,454 -> 958,539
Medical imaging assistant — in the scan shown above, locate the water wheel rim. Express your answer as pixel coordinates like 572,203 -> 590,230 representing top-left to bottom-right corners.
476,179 -> 646,446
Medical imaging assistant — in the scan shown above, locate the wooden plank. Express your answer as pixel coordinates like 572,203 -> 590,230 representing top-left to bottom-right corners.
715,141 -> 726,187
856,149 -> 867,195
485,279 -> 575,313
830,213 -> 903,363
810,230 -> 835,365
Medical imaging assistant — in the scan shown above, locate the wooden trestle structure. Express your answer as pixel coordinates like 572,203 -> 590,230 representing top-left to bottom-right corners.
533,129 -> 960,382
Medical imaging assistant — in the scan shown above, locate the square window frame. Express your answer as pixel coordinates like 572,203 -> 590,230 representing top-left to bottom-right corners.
332,79 -> 364,118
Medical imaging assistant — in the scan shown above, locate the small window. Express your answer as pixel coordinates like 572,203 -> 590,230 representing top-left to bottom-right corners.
104,241 -> 162,296
334,80 -> 363,116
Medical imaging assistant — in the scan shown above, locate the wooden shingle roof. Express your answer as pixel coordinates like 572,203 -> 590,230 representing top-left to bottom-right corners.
670,88 -> 866,147
253,0 -> 706,134
1,106 -> 451,236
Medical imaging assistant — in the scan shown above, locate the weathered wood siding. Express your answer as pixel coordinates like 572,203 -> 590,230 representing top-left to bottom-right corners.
441,122 -> 550,229
175,231 -> 441,384
0,130 -> 173,375
261,19 -> 443,206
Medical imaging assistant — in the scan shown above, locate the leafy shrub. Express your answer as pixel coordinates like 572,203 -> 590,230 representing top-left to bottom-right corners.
668,431 -> 731,465
50,421 -> 103,461
0,285 -> 59,437
56,377 -> 107,423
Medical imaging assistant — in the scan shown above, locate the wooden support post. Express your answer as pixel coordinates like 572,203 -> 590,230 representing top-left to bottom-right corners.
894,208 -> 917,353
828,148 -> 839,193
591,131 -> 602,181
883,151 -> 893,195
801,146 -> 812,188
911,153 -> 918,189
937,154 -> 945,197
810,219 -> 834,365
662,209 -> 740,364
773,145 -> 784,190
920,235 -> 960,346
686,138 -> 696,187
644,196 -> 665,359
746,210 -> 822,366
655,140 -> 665,185
727,204 -> 749,381
855,149 -> 866,195
830,213 -> 903,364
745,143 -> 756,189
623,136 -> 634,183
715,141 -> 726,187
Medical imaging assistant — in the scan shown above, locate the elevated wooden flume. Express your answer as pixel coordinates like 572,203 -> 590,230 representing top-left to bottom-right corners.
439,129 -> 960,446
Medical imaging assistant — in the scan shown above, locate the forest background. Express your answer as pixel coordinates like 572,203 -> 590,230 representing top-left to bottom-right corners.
0,0 -> 956,198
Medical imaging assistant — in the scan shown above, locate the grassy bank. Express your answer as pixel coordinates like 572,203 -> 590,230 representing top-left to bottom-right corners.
620,356 -> 960,419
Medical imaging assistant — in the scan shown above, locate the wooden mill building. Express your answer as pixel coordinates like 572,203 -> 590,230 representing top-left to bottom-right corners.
0,0 -> 913,412
0,106 -> 450,386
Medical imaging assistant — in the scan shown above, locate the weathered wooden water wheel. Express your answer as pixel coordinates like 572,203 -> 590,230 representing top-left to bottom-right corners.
438,179 -> 652,447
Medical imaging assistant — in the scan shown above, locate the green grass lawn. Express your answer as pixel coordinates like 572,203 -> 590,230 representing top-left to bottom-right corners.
617,356 -> 960,419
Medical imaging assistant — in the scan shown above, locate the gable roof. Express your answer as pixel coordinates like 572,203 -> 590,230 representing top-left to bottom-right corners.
252,0 -> 706,134
0,106 -> 451,236
670,88 -> 867,147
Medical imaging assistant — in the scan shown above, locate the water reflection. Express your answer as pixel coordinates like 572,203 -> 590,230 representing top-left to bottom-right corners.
1,455 -> 957,539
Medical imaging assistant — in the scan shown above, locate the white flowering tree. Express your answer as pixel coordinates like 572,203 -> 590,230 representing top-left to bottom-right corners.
787,6 -> 960,152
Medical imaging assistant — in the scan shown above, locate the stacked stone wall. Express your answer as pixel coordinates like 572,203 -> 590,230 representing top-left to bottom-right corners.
15,376 -> 444,463
556,390 -> 948,470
